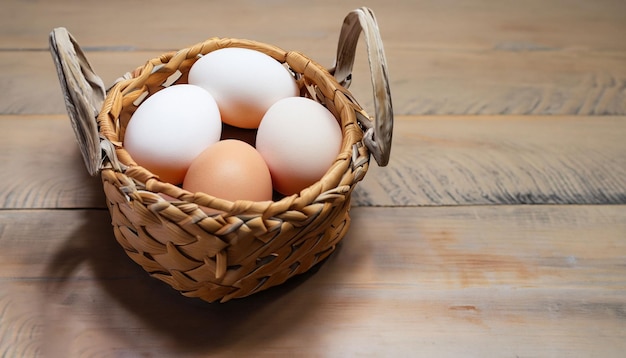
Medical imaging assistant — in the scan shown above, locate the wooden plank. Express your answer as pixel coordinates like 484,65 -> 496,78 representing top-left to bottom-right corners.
1,114 -> 624,209
355,115 -> 626,206
3,49 -> 626,116
0,51 -> 164,115
1,206 -> 625,356
0,115 -> 106,209
3,0 -> 625,51
353,48 -> 626,116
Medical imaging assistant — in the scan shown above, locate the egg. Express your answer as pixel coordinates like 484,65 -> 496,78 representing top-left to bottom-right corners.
183,139 -> 273,203
188,47 -> 299,129
123,84 -> 222,185
256,97 -> 343,195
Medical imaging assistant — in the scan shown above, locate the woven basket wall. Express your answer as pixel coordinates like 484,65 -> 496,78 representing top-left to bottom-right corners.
96,37 -> 371,303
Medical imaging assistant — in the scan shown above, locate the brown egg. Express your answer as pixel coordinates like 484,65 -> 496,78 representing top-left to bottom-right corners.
182,139 -> 273,203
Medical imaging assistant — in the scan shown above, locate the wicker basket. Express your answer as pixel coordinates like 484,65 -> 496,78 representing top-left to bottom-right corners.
50,7 -> 393,303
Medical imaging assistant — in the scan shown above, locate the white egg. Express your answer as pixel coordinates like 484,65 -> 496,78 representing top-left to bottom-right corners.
256,97 -> 343,195
188,47 -> 299,129
123,84 -> 222,185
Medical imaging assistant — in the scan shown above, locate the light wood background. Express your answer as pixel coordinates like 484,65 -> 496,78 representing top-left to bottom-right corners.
1,0 -> 625,357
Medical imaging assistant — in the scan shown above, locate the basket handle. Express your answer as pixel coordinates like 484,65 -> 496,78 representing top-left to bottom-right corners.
331,7 -> 393,167
49,27 -> 109,176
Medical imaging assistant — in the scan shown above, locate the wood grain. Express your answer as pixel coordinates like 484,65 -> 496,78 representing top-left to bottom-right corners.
2,114 -> 624,209
1,206 -> 624,357
2,1 -> 625,355
375,49 -> 626,116
3,49 -> 625,116
3,0 -> 625,51
355,115 -> 626,206
0,115 -> 106,209
1,0 -> 625,115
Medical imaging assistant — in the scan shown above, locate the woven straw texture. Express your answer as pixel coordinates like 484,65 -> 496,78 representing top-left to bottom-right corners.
96,37 -> 371,302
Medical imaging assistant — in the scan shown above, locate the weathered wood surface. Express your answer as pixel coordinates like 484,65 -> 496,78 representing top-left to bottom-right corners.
2,0 -> 626,356
1,206 -> 625,357
4,50 -> 626,116
4,0 -> 626,51
355,115 -> 626,206
2,0 -> 625,115
0,115 -> 105,209
2,114 -> 624,209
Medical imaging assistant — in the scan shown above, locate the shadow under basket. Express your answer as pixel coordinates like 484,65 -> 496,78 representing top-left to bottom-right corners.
50,7 -> 393,303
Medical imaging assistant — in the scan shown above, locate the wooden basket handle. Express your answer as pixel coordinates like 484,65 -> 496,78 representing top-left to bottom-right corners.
331,7 -> 394,167
49,27 -> 112,176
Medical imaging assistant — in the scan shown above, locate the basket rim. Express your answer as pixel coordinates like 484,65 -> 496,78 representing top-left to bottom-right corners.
97,36 -> 371,217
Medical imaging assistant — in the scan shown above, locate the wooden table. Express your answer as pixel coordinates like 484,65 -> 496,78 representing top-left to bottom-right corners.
2,0 -> 625,356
